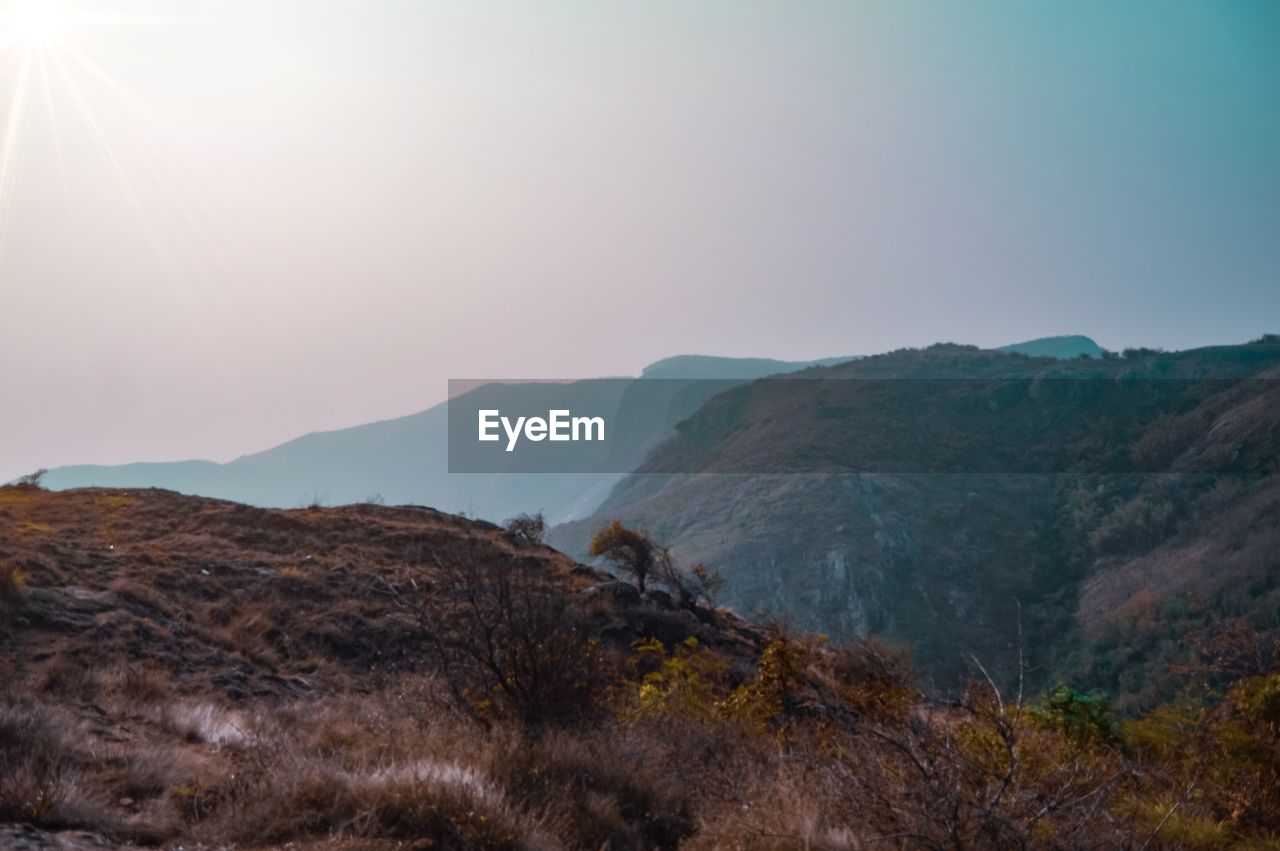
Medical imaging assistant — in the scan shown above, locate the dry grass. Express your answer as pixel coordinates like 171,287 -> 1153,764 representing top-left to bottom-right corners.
0,700 -> 120,835
4,485 -> 1279,849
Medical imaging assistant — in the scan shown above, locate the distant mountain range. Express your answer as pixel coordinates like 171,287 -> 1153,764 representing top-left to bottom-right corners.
998,334 -> 1104,359
38,336 -> 1101,521
39,353 -> 859,523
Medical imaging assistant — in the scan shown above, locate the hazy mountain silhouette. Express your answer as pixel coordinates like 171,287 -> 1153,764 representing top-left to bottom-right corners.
42,354 -> 855,522
999,334 -> 1105,359
38,340 -> 1099,522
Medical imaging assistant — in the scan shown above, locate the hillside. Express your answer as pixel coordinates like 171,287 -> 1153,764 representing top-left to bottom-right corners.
0,486 -> 761,848
4,486 -> 1280,849
549,338 -> 1280,704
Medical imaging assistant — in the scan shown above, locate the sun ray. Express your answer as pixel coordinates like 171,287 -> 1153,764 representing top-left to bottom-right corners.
0,0 -> 249,405
55,34 -> 166,144
45,40 -> 234,390
56,33 -> 271,312
36,47 -> 71,214
0,46 -> 34,273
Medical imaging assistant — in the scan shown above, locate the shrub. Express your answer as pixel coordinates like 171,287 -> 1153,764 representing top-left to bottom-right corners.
15,468 -> 47,488
621,637 -> 726,722
502,512 -> 546,547
654,559 -> 725,610
1031,684 -> 1118,744
720,637 -> 811,732
418,549 -> 602,730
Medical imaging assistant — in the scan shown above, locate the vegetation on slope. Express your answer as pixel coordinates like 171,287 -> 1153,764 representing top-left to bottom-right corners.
2,487 -> 1280,848
550,338 -> 1280,705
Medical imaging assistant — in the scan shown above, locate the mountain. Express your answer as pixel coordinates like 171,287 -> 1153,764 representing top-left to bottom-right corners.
1000,334 -> 1105,359
639,354 -> 858,379
548,338 -> 1280,705
41,355 -> 852,524
36,344 -> 1097,521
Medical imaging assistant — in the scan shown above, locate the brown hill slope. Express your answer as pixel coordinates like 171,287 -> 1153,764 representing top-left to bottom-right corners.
4,486 -> 1280,849
0,486 -> 762,848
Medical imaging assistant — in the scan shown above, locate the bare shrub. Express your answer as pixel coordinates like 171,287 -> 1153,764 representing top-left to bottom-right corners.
417,547 -> 602,730
15,468 -> 47,488
503,512 -> 546,547
655,558 -> 725,610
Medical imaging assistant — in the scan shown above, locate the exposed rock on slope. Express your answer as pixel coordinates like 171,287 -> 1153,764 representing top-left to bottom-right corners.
550,340 -> 1280,703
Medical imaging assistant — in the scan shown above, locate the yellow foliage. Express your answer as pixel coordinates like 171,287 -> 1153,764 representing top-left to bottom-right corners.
620,637 -> 726,722
721,638 -> 811,732
95,494 -> 136,510
619,635 -> 813,735
1123,702 -> 1203,761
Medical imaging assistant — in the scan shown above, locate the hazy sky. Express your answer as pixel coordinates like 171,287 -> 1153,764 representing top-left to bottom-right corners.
1,0 -> 1278,480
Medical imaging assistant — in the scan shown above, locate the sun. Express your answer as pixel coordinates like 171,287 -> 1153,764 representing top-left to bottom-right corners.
4,0 -> 63,46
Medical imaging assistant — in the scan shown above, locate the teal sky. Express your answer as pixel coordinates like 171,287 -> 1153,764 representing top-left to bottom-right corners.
0,0 -> 1277,479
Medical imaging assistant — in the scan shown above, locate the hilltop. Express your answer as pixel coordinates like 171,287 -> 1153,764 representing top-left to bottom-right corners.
999,334 -> 1105,359
0,486 -> 762,848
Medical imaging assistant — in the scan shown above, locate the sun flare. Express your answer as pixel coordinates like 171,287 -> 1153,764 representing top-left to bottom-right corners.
4,0 -> 63,46
1,0 -> 174,282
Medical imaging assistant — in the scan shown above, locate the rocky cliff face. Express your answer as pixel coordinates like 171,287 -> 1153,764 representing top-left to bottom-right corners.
550,340 -> 1280,703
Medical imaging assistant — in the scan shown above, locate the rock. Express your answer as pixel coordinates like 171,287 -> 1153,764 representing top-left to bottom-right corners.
643,589 -> 674,609
600,618 -> 639,643
585,580 -> 641,606
18,587 -> 115,632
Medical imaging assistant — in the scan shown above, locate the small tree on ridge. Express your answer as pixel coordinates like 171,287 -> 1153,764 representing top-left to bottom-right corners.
589,520 -> 660,593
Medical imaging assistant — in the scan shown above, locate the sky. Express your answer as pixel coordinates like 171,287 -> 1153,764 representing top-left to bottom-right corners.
0,0 -> 1278,480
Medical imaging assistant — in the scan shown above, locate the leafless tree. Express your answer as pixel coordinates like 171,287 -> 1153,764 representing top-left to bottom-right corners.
415,546 -> 600,730
502,512 -> 546,547
15,469 -> 46,488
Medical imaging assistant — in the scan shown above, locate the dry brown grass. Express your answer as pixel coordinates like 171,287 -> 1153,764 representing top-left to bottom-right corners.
0,700 -> 120,835
4,485 -> 1278,849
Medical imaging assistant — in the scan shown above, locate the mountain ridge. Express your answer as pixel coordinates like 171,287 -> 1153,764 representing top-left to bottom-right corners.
36,337 -> 1104,519
548,338 -> 1280,704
